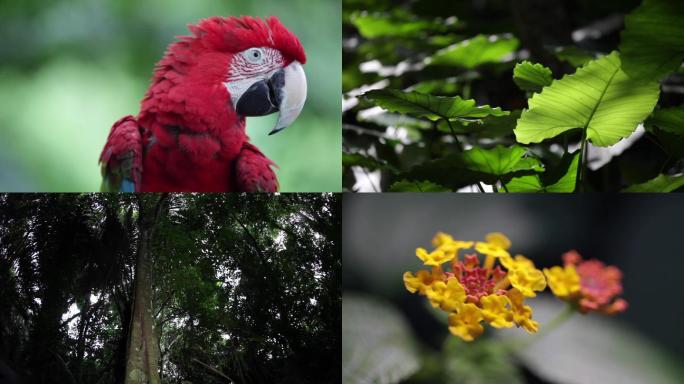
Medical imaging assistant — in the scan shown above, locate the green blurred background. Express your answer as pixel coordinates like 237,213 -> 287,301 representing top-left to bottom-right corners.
0,0 -> 341,192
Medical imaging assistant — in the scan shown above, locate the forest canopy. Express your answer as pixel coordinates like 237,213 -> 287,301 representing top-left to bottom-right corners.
0,193 -> 341,384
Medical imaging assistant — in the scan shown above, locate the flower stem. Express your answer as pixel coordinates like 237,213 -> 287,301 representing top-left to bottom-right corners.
505,304 -> 575,353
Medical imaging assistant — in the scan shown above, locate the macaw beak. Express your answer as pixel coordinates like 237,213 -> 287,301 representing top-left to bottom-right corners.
235,61 -> 307,135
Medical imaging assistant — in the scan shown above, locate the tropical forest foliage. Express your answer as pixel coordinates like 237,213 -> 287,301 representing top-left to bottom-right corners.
343,0 -> 684,192
0,193 -> 340,383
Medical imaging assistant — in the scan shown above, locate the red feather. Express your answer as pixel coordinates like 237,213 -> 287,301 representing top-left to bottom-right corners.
99,16 -> 304,191
234,142 -> 279,192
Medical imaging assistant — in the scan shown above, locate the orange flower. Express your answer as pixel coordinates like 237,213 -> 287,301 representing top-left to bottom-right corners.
545,250 -> 627,315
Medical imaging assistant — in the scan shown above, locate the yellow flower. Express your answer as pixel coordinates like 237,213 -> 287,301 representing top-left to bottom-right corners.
485,232 -> 511,249
403,267 -> 443,295
480,294 -> 514,328
416,247 -> 453,267
543,265 -> 581,299
426,278 -> 466,312
500,255 -> 547,297
448,303 -> 484,341
405,231 -> 543,341
432,232 -> 455,247
440,241 -> 474,259
507,288 -> 539,333
475,233 -> 511,259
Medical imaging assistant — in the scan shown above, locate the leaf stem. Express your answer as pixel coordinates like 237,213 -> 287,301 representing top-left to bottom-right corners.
501,182 -> 509,193
576,130 -> 588,192
463,80 -> 472,100
445,118 -> 464,152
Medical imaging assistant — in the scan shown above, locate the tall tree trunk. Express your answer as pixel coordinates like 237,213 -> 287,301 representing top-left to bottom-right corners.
124,194 -> 167,384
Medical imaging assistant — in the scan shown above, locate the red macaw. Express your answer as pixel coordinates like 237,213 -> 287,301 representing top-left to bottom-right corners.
100,16 -> 307,192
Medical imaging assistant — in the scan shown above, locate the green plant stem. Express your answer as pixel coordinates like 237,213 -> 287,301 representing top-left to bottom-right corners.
444,118 -> 464,152
505,304 -> 575,353
443,118 -> 486,193
576,131 -> 588,192
501,182 -> 509,193
463,81 -> 472,100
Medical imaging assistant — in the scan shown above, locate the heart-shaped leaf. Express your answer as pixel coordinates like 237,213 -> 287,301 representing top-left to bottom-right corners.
388,179 -> 452,192
619,0 -> 684,82
645,106 -> 684,135
343,152 -> 398,173
513,61 -> 553,92
623,174 -> 684,192
515,51 -> 660,147
427,34 -> 519,69
363,89 -> 508,122
505,151 -> 580,192
401,145 -> 543,189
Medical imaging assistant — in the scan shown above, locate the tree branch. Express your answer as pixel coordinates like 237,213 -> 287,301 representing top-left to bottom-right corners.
192,358 -> 233,383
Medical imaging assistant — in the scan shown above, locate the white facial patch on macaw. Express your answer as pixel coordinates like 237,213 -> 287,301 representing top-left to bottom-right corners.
225,47 -> 284,108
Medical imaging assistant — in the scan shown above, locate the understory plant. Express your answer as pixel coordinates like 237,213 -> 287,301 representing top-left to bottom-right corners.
342,0 -> 684,192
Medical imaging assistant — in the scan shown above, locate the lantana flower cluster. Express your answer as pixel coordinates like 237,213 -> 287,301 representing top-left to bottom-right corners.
403,232 -> 546,341
544,250 -> 628,315
403,232 -> 627,342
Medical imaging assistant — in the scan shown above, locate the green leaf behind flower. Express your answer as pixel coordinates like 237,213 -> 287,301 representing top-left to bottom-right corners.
342,295 -> 421,384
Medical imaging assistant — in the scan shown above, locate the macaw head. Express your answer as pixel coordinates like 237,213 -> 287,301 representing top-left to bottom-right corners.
158,16 -> 307,135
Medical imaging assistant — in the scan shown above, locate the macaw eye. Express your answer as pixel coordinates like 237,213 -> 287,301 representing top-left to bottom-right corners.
244,48 -> 264,64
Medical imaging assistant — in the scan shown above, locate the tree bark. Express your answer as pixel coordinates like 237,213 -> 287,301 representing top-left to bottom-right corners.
124,194 -> 167,384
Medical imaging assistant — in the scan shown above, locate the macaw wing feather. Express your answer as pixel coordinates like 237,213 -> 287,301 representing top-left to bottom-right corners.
234,142 -> 279,192
100,116 -> 143,192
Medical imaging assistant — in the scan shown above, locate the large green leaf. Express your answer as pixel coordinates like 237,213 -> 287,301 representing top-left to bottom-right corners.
513,61 -> 553,92
646,106 -> 684,135
438,110 -> 521,138
342,295 -> 420,384
401,145 -> 543,189
427,34 -> 519,69
554,46 -> 595,67
350,12 -> 446,39
505,151 -> 579,193
362,89 -> 508,122
514,52 -> 660,147
623,174 -> 684,192
343,152 -> 398,173
388,179 -> 451,192
619,0 -> 684,82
